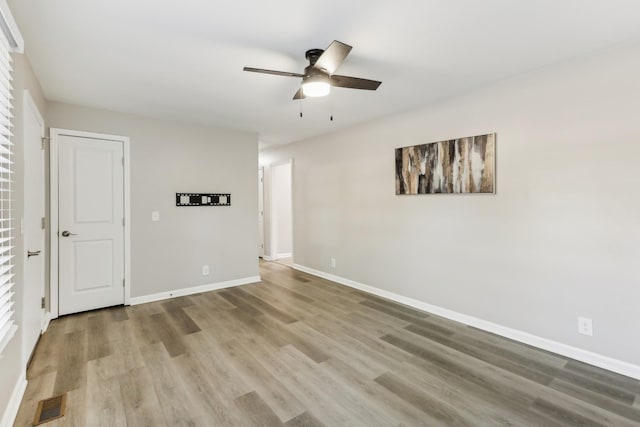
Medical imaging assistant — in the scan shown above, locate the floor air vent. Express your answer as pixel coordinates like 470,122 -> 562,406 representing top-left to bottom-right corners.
33,394 -> 67,425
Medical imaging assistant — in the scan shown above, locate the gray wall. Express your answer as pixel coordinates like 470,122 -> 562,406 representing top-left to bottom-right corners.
260,42 -> 640,367
46,102 -> 259,298
0,53 -> 47,422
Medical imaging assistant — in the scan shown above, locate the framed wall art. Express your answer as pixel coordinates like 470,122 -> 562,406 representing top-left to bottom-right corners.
395,133 -> 496,195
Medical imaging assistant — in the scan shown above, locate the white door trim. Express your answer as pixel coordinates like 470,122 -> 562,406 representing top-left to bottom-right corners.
22,90 -> 44,366
49,128 -> 131,319
23,90 -> 44,132
258,167 -> 265,258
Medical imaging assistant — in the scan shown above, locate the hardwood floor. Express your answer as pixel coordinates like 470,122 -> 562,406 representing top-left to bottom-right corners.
14,261 -> 640,426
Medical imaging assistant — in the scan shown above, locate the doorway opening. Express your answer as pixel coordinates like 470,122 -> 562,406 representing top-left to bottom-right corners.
258,167 -> 265,258
270,160 -> 293,266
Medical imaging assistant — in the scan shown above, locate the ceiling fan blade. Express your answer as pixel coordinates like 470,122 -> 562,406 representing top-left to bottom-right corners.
313,41 -> 352,74
293,88 -> 306,100
243,67 -> 304,78
330,75 -> 382,90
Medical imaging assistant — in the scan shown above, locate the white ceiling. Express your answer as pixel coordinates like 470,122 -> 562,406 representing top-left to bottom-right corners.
9,0 -> 640,147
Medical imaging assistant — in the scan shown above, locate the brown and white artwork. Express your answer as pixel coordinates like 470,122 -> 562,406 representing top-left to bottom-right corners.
395,133 -> 495,194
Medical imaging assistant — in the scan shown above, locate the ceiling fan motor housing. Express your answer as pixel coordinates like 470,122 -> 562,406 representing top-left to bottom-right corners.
304,65 -> 328,80
305,49 -> 325,66
304,49 -> 330,83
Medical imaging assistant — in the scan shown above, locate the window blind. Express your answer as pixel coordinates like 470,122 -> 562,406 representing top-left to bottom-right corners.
0,31 -> 15,356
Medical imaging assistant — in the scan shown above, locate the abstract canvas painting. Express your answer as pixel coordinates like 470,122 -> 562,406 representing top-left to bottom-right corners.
395,133 -> 495,194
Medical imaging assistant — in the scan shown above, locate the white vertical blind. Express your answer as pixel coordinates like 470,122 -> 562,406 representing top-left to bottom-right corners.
0,30 -> 15,356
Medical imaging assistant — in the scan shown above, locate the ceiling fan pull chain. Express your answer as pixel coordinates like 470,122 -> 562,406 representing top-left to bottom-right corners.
299,101 -> 303,118
330,97 -> 334,121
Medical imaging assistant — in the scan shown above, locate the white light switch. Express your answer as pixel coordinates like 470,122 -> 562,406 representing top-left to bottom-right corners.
151,211 -> 160,221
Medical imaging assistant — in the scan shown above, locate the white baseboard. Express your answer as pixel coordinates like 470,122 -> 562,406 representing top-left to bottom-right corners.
129,276 -> 261,306
293,263 -> 640,380
261,255 -> 274,261
41,312 -> 51,333
276,252 -> 292,259
0,371 -> 27,427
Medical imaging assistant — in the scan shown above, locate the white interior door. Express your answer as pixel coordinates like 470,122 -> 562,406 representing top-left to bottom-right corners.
58,134 -> 125,316
258,168 -> 264,258
22,91 -> 45,365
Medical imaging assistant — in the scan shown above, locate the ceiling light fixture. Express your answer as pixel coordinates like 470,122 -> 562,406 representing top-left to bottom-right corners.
302,74 -> 330,97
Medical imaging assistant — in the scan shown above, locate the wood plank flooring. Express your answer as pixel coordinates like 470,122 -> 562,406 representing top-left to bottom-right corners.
14,261 -> 640,426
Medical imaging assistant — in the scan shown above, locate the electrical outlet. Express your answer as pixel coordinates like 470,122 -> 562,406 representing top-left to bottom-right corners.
330,258 -> 336,268
151,211 -> 160,221
202,265 -> 210,276
578,317 -> 593,336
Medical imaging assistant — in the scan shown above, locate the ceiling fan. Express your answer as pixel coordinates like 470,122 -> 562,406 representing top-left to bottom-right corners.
243,40 -> 382,99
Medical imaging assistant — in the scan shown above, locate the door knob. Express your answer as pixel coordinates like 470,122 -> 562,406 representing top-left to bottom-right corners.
61,230 -> 77,237
27,250 -> 41,258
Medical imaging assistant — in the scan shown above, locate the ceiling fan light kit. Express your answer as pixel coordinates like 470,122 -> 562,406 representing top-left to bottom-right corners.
302,74 -> 331,97
244,40 -> 381,100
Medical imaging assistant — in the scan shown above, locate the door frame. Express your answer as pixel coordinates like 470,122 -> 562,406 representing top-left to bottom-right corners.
258,167 -> 265,258
49,128 -> 131,319
22,89 -> 45,365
